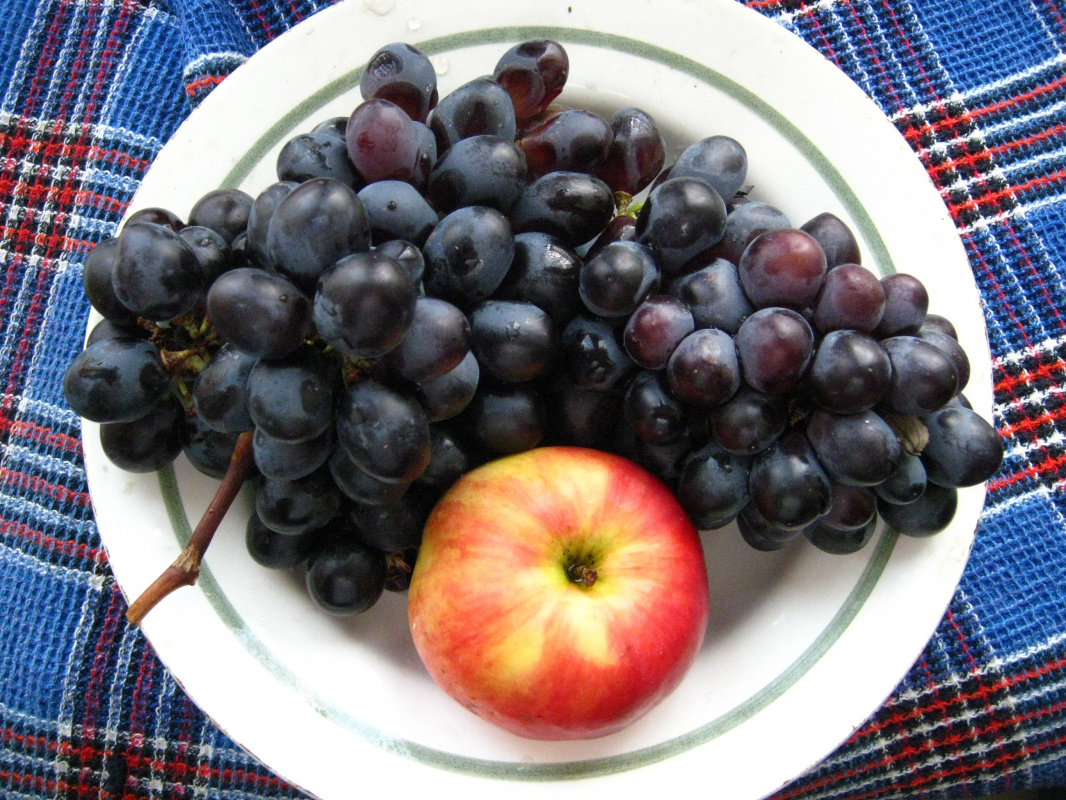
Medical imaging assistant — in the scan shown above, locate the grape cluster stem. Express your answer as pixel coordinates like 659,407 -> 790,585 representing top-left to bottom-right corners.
125,430 -> 256,626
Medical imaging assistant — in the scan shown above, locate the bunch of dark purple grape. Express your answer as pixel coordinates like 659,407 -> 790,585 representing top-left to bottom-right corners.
65,38 -> 1003,618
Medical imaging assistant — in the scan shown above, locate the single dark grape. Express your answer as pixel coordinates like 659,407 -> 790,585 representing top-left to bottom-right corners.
82,238 -> 137,325
812,263 -> 886,334
799,212 -> 861,268
667,257 -> 754,334
256,467 -> 343,536
245,181 -> 298,268
820,482 -> 878,530
314,250 -> 418,359
188,188 -> 254,245
416,425 -> 475,489
668,135 -> 748,203
113,222 -> 203,321
469,299 -> 556,383
579,241 -> 660,318
873,273 -> 929,338
666,327 -> 741,407
360,42 -> 438,123
357,179 -> 438,246
63,338 -> 170,423
510,171 -> 615,247
178,225 -> 231,285
335,379 -> 431,484
379,296 -> 471,384
879,335 -> 959,415
181,416 -> 241,479
246,512 -> 320,569
350,490 -> 434,552
328,446 -> 411,506
677,442 -> 752,530
803,329 -> 892,414
493,231 -> 583,322
492,39 -> 568,120
636,176 -> 727,276
806,408 -> 902,486
206,268 -> 312,359
266,177 -> 371,294
624,370 -> 687,445
543,375 -> 622,449
421,205 -> 515,307
559,314 -> 635,391
734,307 -> 814,394
920,406 -> 1003,487
737,503 -> 802,551
877,482 -> 958,537
247,345 -> 336,444
874,451 -> 927,505
276,130 -> 361,186
709,385 -> 788,455
253,426 -> 333,481
803,517 -> 877,555
85,317 -> 143,346
428,76 -> 517,152
917,328 -> 971,395
748,430 -> 832,530
518,109 -> 612,176
306,538 -> 387,615
192,344 -> 256,432
737,227 -> 827,311
99,395 -> 184,472
346,98 -> 421,183
623,295 -> 694,370
460,384 -> 546,454
427,134 -> 527,214
919,313 -> 958,340
414,350 -> 480,422
592,107 -> 666,195
125,206 -> 183,231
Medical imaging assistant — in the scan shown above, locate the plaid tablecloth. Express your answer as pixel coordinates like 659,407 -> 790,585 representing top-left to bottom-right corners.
1,0 -> 1064,797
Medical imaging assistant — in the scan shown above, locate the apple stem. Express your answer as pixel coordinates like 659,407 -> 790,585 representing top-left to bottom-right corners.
124,430 -> 255,626
566,563 -> 598,588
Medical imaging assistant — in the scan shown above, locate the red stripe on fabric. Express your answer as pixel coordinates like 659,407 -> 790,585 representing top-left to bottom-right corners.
999,219 -> 1066,334
988,451 -> 1066,491
0,467 -> 91,506
184,73 -> 226,97
961,235 -> 1038,351
994,357 -> 1066,395
0,518 -> 104,562
998,402 -> 1066,439
946,168 -> 1066,217
926,124 -> 1066,179
3,417 -> 83,454
848,655 -> 1066,745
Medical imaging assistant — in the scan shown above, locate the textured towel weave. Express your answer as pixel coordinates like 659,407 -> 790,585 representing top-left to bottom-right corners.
0,0 -> 1063,798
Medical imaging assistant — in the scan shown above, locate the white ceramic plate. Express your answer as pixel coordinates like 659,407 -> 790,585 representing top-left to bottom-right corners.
83,1 -> 993,798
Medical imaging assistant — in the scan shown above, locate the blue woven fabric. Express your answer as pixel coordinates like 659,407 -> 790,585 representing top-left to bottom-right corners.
0,0 -> 1063,797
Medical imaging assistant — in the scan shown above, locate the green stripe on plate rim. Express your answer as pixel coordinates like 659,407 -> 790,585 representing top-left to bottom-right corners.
157,469 -> 897,783
222,25 -> 896,277
152,24 -> 904,782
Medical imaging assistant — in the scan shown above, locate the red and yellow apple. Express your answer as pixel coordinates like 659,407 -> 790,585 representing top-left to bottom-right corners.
407,446 -> 710,740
